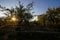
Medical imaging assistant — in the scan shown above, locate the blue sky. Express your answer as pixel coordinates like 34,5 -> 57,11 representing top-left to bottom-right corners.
0,0 -> 60,17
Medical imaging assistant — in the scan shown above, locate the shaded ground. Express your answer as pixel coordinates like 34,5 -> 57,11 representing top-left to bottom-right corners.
0,25 -> 60,40
0,31 -> 60,40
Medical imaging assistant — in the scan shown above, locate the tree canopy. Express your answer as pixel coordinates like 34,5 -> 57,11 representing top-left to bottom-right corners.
37,7 -> 60,26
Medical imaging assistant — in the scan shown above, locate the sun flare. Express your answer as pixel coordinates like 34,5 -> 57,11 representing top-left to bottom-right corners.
11,17 -> 16,21
11,16 -> 18,22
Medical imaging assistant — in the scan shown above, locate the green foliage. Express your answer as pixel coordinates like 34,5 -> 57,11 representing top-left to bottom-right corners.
37,7 -> 60,26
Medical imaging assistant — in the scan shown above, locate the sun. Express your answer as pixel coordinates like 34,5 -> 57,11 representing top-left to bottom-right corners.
11,17 -> 16,21
11,16 -> 18,22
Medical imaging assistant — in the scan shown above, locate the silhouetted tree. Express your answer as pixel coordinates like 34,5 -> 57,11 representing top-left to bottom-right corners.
46,7 -> 60,26
37,7 -> 60,26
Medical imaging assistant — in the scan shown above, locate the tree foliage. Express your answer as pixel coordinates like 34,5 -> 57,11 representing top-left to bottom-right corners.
0,1 -> 34,22
37,7 -> 60,26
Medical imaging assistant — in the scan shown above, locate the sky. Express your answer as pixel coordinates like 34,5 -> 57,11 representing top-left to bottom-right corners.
0,0 -> 60,17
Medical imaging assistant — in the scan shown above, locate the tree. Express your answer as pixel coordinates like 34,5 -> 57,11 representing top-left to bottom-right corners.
37,14 -> 48,26
0,1 -> 33,22
4,1 -> 33,26
37,7 -> 60,26
46,7 -> 60,26
37,15 -> 44,26
46,8 -> 55,24
15,1 -> 33,21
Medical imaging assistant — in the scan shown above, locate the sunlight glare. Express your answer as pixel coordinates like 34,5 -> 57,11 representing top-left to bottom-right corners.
11,16 -> 17,21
